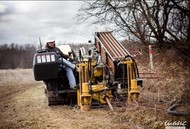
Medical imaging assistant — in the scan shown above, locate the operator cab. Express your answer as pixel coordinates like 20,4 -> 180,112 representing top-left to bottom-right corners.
33,44 -> 79,105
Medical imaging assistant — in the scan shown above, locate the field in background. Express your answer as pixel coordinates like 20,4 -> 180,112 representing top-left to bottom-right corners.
0,69 -> 42,86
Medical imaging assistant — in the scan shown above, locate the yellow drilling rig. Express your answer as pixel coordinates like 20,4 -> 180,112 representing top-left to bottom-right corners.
33,32 -> 142,111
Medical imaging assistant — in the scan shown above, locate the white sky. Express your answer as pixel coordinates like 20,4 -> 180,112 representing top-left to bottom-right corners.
0,1 -> 114,46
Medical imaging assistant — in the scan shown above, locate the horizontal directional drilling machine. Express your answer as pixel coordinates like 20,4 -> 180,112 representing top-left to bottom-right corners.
33,32 -> 142,111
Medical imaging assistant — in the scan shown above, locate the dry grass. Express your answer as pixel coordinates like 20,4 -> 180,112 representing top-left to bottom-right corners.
0,69 -> 41,86
137,49 -> 190,128
0,48 -> 189,129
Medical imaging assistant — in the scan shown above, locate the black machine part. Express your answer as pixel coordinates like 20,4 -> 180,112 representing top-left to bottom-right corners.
33,51 -> 60,81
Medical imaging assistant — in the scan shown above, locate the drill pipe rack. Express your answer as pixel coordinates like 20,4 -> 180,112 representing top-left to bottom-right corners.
94,32 -> 141,102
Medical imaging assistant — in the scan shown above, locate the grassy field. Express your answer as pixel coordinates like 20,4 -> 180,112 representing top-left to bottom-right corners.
0,58 -> 189,129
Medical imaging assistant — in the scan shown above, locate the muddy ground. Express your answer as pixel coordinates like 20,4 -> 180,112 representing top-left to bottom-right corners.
0,69 -> 189,129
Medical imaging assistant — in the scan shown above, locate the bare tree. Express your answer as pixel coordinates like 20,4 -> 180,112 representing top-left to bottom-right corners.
77,0 -> 190,51
0,43 -> 91,69
170,0 -> 190,42
0,43 -> 36,69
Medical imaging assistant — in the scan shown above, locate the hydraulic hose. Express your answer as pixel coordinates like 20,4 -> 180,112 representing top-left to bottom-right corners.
124,55 -> 140,78
167,100 -> 190,116
87,56 -> 93,92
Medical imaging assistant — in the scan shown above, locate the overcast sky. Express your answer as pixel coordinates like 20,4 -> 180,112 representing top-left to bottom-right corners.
0,1 -> 114,46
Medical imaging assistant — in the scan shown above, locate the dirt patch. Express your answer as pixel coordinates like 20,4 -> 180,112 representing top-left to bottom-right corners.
0,84 -> 115,129
0,67 -> 189,129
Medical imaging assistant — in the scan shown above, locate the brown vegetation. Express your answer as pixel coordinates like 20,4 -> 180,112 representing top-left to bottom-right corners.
0,46 -> 189,128
0,44 -> 36,69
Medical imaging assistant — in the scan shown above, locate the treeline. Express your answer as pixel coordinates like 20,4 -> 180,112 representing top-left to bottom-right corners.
0,43 -> 36,69
78,0 -> 190,59
0,43 -> 91,69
